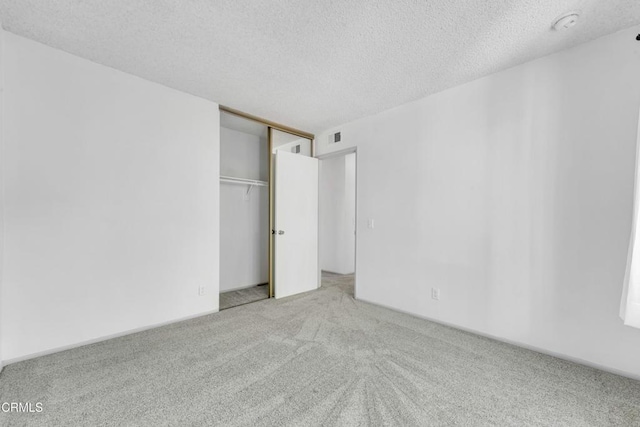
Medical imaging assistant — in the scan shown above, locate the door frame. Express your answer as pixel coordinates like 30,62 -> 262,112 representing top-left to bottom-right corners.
315,147 -> 358,299
218,106 -> 315,299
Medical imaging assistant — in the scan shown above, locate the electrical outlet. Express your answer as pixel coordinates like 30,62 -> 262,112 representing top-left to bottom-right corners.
198,286 -> 205,296
431,288 -> 440,301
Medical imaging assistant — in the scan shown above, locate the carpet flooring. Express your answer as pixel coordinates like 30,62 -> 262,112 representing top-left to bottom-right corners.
1,274 -> 639,426
219,285 -> 269,310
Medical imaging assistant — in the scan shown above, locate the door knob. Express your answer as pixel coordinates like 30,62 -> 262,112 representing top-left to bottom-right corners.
278,230 -> 285,235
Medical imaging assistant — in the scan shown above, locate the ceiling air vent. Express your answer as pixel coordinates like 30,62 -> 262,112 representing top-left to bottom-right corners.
329,132 -> 342,144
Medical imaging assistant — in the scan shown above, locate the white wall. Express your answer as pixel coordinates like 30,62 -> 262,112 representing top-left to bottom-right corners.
0,21 -> 5,371
220,127 -> 268,292
316,25 -> 640,379
220,127 -> 267,181
344,153 -> 355,272
320,153 -> 355,274
1,33 -> 220,363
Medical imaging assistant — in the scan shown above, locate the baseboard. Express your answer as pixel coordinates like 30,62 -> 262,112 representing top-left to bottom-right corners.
220,282 -> 268,293
2,308 -> 219,367
357,296 -> 640,382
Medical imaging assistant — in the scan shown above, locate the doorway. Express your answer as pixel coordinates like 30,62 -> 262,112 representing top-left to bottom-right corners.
318,150 -> 357,297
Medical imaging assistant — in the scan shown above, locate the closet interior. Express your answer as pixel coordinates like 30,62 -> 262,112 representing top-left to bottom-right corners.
219,111 -> 269,310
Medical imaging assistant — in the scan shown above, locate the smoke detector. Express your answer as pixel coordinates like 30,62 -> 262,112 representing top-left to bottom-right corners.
553,12 -> 580,31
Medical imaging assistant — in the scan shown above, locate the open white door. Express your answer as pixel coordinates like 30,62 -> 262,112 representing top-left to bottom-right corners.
274,151 -> 319,299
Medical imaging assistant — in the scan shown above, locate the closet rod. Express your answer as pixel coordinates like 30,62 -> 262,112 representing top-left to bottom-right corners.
220,176 -> 268,186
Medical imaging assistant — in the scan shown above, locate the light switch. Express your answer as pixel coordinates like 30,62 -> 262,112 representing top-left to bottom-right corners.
368,219 -> 375,229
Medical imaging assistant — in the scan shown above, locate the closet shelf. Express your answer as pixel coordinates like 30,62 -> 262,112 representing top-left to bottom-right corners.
220,176 -> 268,187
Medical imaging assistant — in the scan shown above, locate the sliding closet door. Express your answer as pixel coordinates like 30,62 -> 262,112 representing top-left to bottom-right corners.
272,130 -> 318,299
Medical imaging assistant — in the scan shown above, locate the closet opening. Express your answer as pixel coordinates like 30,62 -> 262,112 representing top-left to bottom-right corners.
219,106 -> 318,308
219,111 -> 270,310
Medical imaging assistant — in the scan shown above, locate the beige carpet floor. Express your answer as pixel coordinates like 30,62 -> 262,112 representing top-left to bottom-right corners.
1,273 -> 639,426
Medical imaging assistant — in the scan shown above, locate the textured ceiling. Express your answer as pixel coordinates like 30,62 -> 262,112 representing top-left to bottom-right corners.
1,1 -> 639,133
